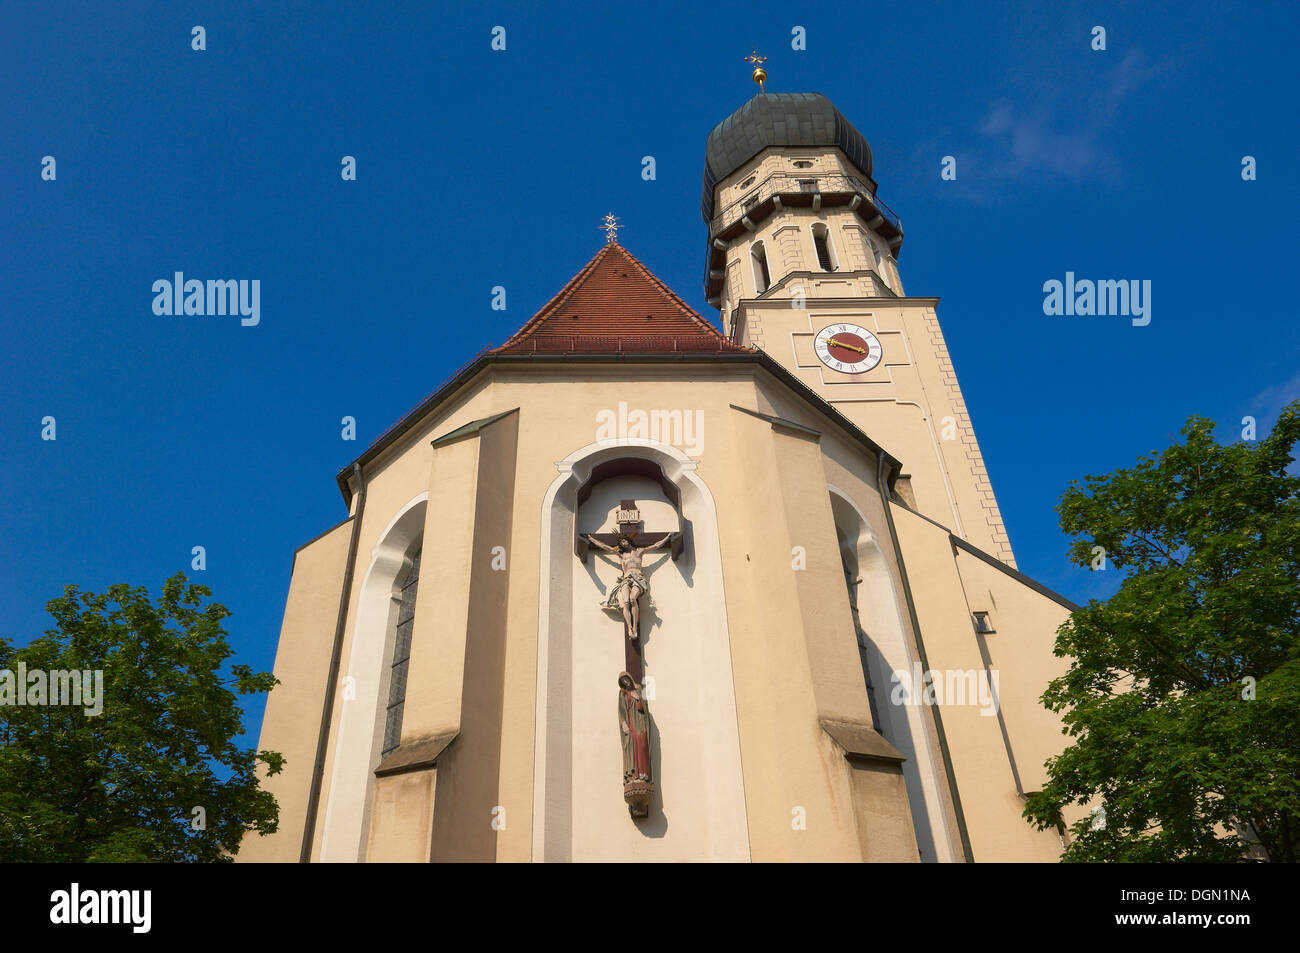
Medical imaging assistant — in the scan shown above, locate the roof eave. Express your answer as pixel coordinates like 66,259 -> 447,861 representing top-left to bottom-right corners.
334,348 -> 904,508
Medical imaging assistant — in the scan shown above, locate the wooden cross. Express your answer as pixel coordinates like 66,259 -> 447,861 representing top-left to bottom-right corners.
585,500 -> 680,554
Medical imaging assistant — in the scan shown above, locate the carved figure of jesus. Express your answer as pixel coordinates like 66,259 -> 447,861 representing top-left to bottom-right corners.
583,532 -> 677,642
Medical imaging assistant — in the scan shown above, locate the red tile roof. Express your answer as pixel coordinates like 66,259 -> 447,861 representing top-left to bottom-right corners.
493,242 -> 751,355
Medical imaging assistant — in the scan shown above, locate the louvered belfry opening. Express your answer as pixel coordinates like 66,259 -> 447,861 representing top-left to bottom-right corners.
382,546 -> 421,757
813,224 -> 836,272
751,242 -> 771,293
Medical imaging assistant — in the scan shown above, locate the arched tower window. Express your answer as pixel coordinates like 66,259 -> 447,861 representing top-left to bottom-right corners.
811,223 -> 838,272
750,241 -> 771,294
381,544 -> 421,757
886,255 -> 904,295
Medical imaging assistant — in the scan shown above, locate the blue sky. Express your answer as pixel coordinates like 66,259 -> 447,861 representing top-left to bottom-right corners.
2,0 -> 1297,742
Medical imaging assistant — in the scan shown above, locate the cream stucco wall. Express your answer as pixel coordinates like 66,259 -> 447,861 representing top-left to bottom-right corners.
891,505 -> 1071,861
237,519 -> 352,862
708,143 -> 1012,569
734,295 -> 1016,568
246,361 -> 1069,863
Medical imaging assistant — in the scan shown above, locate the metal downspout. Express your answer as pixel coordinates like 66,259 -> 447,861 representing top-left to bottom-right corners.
299,462 -> 366,862
876,453 -> 975,862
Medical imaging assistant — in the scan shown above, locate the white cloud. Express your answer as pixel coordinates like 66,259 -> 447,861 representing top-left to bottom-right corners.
956,49 -> 1164,196
1248,369 -> 1300,431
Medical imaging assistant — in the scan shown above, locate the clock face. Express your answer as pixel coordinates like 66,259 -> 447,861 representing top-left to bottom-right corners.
814,323 -> 883,374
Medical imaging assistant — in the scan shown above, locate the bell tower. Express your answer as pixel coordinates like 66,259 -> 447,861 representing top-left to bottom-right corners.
702,65 -> 1016,565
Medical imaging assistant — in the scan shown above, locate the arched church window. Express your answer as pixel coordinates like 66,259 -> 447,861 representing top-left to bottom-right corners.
811,222 -> 838,272
838,525 -> 883,735
381,545 -> 421,758
750,241 -> 771,294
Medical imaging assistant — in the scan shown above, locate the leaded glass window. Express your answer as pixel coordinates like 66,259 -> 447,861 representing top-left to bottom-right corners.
381,546 -> 421,757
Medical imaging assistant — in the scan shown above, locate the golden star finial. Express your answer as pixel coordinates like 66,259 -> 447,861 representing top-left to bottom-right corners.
746,50 -> 768,92
600,212 -> 622,245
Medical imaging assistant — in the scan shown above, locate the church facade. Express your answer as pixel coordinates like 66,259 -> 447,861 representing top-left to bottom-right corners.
239,87 -> 1079,863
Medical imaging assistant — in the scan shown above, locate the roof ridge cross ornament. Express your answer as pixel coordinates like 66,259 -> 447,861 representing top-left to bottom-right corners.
746,50 -> 768,93
600,212 -> 622,244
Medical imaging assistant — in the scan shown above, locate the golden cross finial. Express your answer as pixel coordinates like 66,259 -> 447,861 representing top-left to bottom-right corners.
600,212 -> 622,244
746,50 -> 768,92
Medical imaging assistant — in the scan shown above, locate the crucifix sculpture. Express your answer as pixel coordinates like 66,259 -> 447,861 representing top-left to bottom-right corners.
580,500 -> 682,817
581,500 -> 682,684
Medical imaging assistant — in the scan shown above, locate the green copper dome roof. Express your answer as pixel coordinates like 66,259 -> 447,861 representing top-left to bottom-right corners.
701,92 -> 873,222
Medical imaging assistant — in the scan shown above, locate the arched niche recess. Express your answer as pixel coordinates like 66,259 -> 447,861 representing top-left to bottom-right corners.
827,485 -> 955,863
319,493 -> 428,862
532,439 -> 748,862
572,456 -> 688,564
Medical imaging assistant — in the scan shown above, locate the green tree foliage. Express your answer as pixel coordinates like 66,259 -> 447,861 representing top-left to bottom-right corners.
0,574 -> 282,862
1025,401 -> 1300,861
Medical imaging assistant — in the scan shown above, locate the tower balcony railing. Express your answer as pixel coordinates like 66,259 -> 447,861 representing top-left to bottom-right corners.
708,170 -> 902,237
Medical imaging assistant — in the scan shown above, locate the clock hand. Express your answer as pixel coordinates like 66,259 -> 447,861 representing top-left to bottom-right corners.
827,337 -> 867,355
